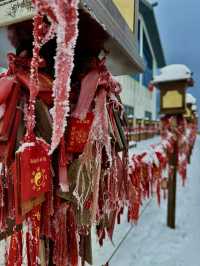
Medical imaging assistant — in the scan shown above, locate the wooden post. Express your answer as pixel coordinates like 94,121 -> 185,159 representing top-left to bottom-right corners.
188,144 -> 193,164
167,131 -> 178,229
138,123 -> 141,142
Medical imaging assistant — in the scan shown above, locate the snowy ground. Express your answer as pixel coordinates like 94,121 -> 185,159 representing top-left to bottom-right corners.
92,136 -> 200,266
129,136 -> 161,156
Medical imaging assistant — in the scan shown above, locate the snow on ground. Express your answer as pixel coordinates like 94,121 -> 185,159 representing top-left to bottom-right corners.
92,136 -> 200,266
129,136 -> 161,156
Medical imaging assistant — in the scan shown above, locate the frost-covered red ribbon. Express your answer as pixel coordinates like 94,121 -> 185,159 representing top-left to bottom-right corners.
32,0 -> 79,154
58,136 -> 69,192
72,58 -> 122,120
28,14 -> 44,134
73,89 -> 110,223
72,67 -> 100,120
128,127 -> 174,223
6,231 -> 23,266
72,62 -> 122,223
160,115 -> 195,185
52,202 -> 78,266
128,115 -> 197,223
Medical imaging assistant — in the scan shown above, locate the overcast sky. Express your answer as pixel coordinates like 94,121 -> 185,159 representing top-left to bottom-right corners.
153,0 -> 200,118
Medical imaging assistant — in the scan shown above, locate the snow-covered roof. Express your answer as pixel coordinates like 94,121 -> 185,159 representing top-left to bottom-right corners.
136,116 -> 144,120
186,93 -> 196,105
152,64 -> 193,84
191,105 -> 197,111
127,114 -> 135,119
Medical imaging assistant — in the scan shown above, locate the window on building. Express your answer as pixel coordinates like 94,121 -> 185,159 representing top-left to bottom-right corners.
143,32 -> 153,88
144,111 -> 152,120
137,19 -> 141,47
124,105 -> 134,117
133,73 -> 140,81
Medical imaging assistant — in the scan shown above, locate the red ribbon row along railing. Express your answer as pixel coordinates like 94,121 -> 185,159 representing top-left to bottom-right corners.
0,0 -> 197,265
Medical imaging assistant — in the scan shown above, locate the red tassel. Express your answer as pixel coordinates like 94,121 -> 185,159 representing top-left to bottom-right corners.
26,206 -> 41,266
40,179 -> 54,238
107,210 -> 117,242
132,200 -> 140,223
52,202 -> 79,266
0,165 -> 6,231
157,180 -> 161,206
6,230 -> 23,266
67,206 -> 79,266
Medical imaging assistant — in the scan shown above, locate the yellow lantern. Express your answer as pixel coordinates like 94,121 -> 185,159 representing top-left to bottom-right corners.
152,65 -> 194,115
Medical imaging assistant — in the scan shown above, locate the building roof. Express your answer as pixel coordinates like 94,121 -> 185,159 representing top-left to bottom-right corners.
0,1 -> 145,75
80,0 -> 145,75
139,0 -> 166,68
